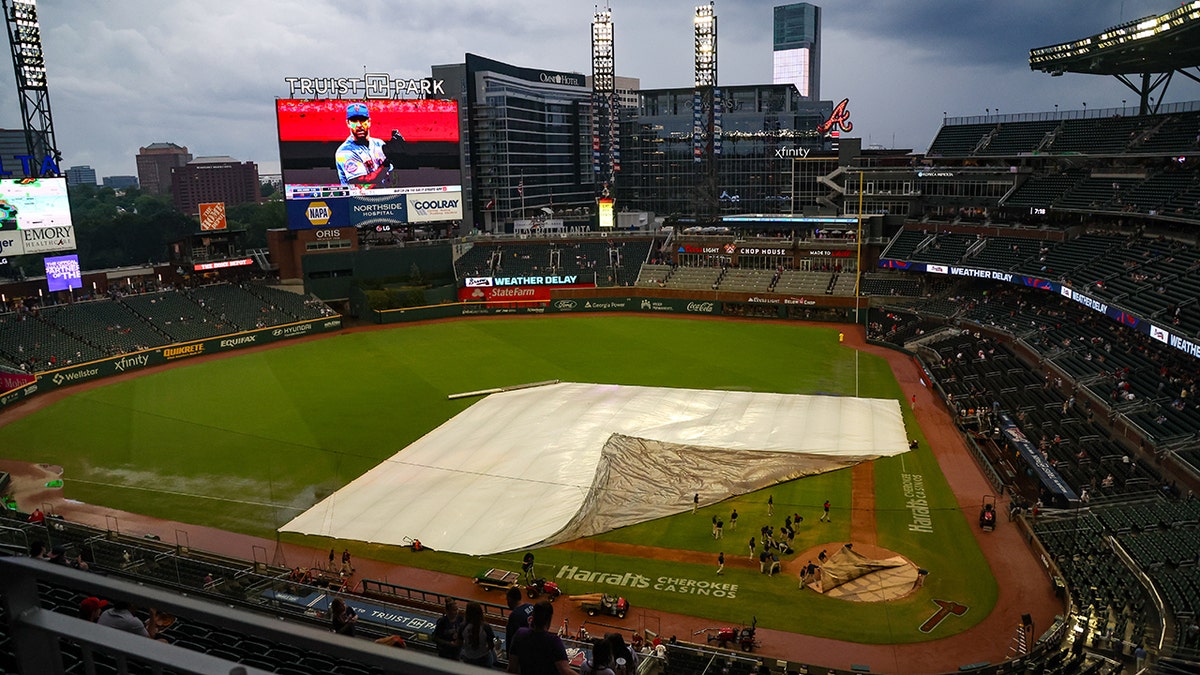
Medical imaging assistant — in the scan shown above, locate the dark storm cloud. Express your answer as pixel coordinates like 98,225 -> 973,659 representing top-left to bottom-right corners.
0,0 -> 1194,177
818,1 -> 1177,67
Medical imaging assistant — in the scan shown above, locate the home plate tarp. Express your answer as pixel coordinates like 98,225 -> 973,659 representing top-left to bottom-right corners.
805,546 -> 919,602
281,382 -> 910,556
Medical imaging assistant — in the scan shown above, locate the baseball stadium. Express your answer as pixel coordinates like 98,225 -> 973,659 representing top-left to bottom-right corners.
3,3 -> 1200,675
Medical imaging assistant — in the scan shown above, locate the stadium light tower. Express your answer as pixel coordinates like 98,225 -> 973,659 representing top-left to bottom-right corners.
692,2 -> 720,218
2,0 -> 62,174
592,6 -> 618,200
694,2 -> 717,88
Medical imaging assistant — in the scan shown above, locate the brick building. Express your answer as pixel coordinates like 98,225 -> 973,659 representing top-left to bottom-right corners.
136,142 -> 192,195
171,156 -> 262,216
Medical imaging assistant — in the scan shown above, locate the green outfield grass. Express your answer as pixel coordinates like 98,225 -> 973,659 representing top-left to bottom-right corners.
0,316 -> 995,641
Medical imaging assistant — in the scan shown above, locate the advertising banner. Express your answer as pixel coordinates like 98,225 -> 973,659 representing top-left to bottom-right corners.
405,191 -> 462,223
0,380 -> 38,412
549,298 -> 634,312
21,225 -> 76,254
44,254 -> 82,291
199,202 -> 227,231
0,230 -> 20,257
547,297 -> 721,315
0,371 -> 35,392
34,318 -> 344,395
457,286 -> 555,303
598,198 -> 614,229
277,99 -> 459,143
278,98 -> 461,231
998,414 -> 1077,506
463,274 -> 596,287
350,194 -> 407,227
286,198 -> 351,230
193,258 -> 254,272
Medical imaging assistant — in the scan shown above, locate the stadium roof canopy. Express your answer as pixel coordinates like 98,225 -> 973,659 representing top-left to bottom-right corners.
1030,3 -> 1200,75
1030,2 -> 1200,112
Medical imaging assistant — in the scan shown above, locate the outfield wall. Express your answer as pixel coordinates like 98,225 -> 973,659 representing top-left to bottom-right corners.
0,317 -> 343,413
375,292 -> 865,324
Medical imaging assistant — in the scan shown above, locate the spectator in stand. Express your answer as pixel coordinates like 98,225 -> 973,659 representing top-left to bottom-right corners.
79,596 -> 109,622
505,586 -> 534,659
97,600 -> 160,639
459,601 -> 497,667
329,597 -> 357,636
605,632 -> 638,672
433,598 -> 463,659
580,639 -> 615,675
507,600 -> 573,675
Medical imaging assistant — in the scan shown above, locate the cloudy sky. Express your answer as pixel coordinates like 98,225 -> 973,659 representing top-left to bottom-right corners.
1,0 -> 1198,180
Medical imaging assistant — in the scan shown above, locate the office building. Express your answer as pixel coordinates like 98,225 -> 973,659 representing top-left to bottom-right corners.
586,75 -> 641,111
773,3 -> 821,100
171,156 -> 261,216
137,142 -> 192,195
434,54 -> 594,233
619,83 -> 832,217
102,175 -> 139,189
65,165 -> 97,186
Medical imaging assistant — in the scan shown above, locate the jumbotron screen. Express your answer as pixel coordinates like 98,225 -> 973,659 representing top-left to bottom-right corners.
277,99 -> 463,229
0,177 -> 72,231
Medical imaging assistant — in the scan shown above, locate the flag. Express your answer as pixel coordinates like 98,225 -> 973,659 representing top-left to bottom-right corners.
517,177 -> 524,198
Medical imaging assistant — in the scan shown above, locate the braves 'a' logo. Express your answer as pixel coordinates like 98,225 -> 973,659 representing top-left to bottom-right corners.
818,98 -> 853,134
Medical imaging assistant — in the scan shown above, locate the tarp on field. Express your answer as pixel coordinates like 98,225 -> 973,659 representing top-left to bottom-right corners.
280,382 -> 910,556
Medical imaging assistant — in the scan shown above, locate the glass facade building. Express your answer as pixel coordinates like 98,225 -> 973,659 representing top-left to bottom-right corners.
436,54 -> 594,233
773,3 -> 821,100
618,84 -> 832,218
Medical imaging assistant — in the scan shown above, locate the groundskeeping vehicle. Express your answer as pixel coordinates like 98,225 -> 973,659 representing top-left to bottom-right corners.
573,593 -> 629,619
473,568 -> 520,592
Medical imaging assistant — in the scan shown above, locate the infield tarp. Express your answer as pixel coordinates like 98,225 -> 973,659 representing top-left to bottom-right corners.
281,382 -> 910,556
807,545 -> 918,601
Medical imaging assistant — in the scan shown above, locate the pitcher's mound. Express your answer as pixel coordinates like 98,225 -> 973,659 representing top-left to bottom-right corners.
797,542 -> 920,602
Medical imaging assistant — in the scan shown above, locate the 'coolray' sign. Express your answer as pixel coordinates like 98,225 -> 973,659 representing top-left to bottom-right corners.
405,191 -> 462,223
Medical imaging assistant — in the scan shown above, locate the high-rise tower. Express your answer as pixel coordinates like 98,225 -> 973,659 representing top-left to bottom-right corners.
773,3 -> 820,100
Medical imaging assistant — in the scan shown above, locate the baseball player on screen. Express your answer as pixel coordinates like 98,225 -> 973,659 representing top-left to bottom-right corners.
336,102 -> 390,188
